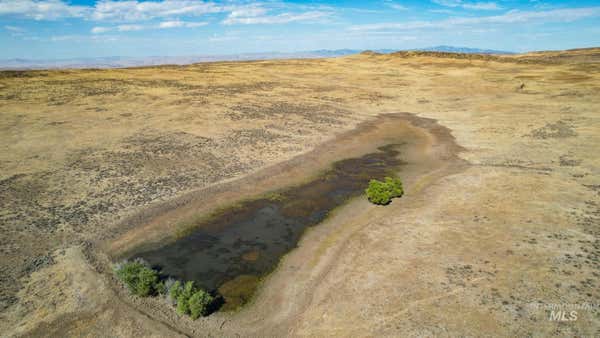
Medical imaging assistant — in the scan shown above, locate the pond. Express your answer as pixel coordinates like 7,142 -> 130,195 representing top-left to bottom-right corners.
129,144 -> 404,310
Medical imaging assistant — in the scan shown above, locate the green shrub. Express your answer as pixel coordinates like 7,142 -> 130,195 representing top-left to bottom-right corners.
155,280 -> 166,295
114,261 -> 215,318
177,294 -> 190,315
168,280 -> 182,304
136,266 -> 159,296
384,176 -> 403,197
114,259 -> 159,297
183,281 -> 195,298
189,289 -> 214,319
172,280 -> 214,318
365,177 -> 403,205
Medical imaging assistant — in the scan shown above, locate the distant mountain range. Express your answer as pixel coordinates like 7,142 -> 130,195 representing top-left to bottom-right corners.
0,46 -> 515,70
414,45 -> 515,55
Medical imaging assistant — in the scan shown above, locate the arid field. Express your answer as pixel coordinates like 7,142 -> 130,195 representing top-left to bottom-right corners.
1,48 -> 599,336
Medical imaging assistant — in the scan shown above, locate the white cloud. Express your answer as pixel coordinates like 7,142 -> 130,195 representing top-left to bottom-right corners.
222,3 -> 332,25
180,21 -> 207,28
0,0 -> 88,20
50,34 -> 77,41
208,33 -> 239,42
117,24 -> 144,31
227,5 -> 268,20
158,20 -> 207,28
223,10 -> 330,25
159,20 -> 183,28
432,0 -> 501,11
350,7 -> 600,31
91,0 -> 223,21
91,20 -> 206,34
0,0 -> 224,21
384,1 -> 408,11
91,24 -> 144,33
91,26 -> 111,34
0,0 -> 333,29
429,8 -> 456,14
4,25 -> 24,32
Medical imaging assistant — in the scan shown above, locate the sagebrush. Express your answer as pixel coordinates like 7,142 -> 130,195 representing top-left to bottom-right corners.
365,177 -> 403,205
114,260 -> 214,319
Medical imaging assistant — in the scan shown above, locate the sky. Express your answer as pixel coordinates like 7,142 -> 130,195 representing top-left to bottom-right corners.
1,0 -> 599,59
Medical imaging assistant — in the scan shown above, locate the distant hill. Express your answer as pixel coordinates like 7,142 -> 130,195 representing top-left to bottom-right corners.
415,45 -> 515,55
0,47 -> 516,70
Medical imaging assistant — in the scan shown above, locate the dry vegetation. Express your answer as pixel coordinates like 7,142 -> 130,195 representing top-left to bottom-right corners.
1,48 -> 599,336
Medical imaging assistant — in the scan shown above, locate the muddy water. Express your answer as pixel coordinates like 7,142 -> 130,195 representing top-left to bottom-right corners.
129,144 -> 404,308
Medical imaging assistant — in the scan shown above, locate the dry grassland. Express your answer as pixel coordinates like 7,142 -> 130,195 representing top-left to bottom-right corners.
1,48 -> 599,336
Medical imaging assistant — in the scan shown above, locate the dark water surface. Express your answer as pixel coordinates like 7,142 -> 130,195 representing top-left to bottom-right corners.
131,144 -> 403,307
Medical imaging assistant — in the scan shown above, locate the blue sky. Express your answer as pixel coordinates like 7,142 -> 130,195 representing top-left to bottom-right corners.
1,0 -> 599,59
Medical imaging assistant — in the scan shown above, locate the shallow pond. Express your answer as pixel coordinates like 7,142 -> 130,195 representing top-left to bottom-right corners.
130,144 -> 404,309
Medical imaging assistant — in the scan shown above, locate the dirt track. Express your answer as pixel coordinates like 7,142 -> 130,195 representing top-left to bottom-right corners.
1,49 -> 600,336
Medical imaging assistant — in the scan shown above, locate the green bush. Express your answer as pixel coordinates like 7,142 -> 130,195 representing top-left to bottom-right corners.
189,289 -> 214,319
155,280 -> 166,295
177,294 -> 190,315
365,177 -> 403,205
136,266 -> 159,296
171,280 -> 214,318
114,259 -> 159,297
114,261 -> 215,318
183,281 -> 195,299
168,280 -> 182,303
